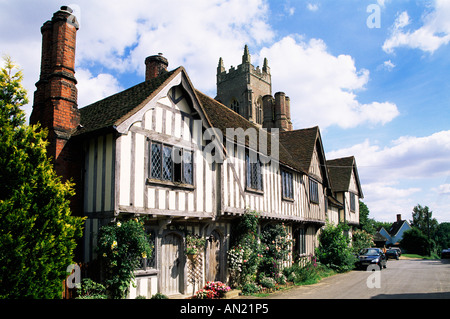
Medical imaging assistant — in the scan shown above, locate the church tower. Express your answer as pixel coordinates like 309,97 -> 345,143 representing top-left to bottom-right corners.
215,45 -> 272,126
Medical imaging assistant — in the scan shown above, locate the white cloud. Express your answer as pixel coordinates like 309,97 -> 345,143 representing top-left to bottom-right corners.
327,131 -> 450,222
433,183 -> 450,195
382,60 -> 396,71
74,0 -> 274,92
76,69 -> 123,108
260,36 -> 399,129
328,131 -> 450,183
306,3 -> 319,12
383,1 -> 450,53
0,0 -> 274,117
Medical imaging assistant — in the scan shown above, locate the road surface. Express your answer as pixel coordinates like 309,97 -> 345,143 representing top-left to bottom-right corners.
240,258 -> 450,299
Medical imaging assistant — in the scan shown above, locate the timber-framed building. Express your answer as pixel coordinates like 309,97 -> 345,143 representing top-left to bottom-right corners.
30,6 -> 363,298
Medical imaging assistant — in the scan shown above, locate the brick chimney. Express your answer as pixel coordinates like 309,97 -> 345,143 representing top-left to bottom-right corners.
30,6 -> 80,168
145,53 -> 168,81
262,92 -> 293,132
30,6 -> 83,219
397,214 -> 402,222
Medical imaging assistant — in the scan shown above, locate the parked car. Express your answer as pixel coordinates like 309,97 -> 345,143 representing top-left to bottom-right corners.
390,247 -> 402,257
356,248 -> 387,270
386,249 -> 399,260
441,248 -> 450,259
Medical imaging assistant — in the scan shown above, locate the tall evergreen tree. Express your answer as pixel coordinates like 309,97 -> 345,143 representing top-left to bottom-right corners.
0,56 -> 84,298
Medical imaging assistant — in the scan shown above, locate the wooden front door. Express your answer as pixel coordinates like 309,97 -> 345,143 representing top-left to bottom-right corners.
161,233 -> 184,295
206,230 -> 222,282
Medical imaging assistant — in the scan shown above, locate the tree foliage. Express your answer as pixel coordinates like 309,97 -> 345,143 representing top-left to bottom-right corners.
410,204 -> 439,237
400,227 -> 431,256
0,56 -> 85,298
316,223 -> 357,272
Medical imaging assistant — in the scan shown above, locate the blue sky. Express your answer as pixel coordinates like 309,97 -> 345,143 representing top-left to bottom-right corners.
1,0 -> 450,223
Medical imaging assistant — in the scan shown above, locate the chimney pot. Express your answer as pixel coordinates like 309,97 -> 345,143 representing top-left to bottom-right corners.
145,54 -> 169,81
60,6 -> 73,13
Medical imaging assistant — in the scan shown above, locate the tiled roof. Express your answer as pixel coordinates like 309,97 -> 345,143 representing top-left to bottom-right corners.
327,156 -> 354,192
327,156 -> 363,197
195,89 -> 302,172
278,127 -> 320,174
75,68 -> 179,135
73,65 -> 331,188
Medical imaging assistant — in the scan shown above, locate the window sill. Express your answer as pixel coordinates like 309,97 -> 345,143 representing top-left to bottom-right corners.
134,268 -> 159,276
146,178 -> 195,190
245,187 -> 264,195
282,196 -> 294,202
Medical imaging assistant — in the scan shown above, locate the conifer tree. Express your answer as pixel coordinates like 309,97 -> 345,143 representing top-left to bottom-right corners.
0,56 -> 84,298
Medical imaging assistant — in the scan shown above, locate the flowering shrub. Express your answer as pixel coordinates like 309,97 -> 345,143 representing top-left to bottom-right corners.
97,218 -> 153,299
228,211 -> 262,287
259,276 -> 276,289
185,233 -> 206,255
228,245 -> 244,272
260,223 -> 293,283
195,281 -> 231,299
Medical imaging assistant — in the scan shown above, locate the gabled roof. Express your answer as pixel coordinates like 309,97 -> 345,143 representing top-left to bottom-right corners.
327,156 -> 364,198
278,127 -> 319,174
388,219 -> 410,237
278,127 -> 331,188
75,68 -> 180,136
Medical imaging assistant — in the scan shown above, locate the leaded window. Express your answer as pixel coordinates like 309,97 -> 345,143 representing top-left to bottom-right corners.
350,192 -> 356,212
149,141 -> 194,186
183,150 -> 193,185
162,145 -> 173,181
150,142 -> 162,179
246,150 -> 263,191
309,178 -> 319,204
282,170 -> 293,199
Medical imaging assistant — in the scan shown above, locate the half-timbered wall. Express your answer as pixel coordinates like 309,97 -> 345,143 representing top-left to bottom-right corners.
83,133 -> 115,215
221,147 -> 326,223
116,85 -> 216,219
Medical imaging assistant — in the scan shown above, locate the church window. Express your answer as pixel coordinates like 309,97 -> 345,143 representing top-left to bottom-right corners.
256,98 -> 263,124
230,98 -> 240,114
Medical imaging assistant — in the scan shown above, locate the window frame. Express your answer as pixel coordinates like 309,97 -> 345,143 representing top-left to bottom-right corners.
245,149 -> 264,193
148,140 -> 194,188
350,192 -> 356,212
281,169 -> 294,200
309,177 -> 319,204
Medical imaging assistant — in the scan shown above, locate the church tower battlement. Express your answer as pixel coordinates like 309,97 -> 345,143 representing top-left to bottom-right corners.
215,45 -> 271,126
215,45 -> 292,131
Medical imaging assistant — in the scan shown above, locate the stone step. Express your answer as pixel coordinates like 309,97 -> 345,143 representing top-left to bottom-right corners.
223,289 -> 241,299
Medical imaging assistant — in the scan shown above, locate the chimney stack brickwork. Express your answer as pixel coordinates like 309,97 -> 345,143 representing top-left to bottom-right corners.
30,6 -> 82,216
31,6 -> 80,160
145,54 -> 169,81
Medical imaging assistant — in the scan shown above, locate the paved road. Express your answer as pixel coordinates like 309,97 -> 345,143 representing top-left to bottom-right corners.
240,258 -> 450,299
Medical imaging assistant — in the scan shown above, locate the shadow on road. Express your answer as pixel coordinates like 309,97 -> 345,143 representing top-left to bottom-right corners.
372,291 -> 450,299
